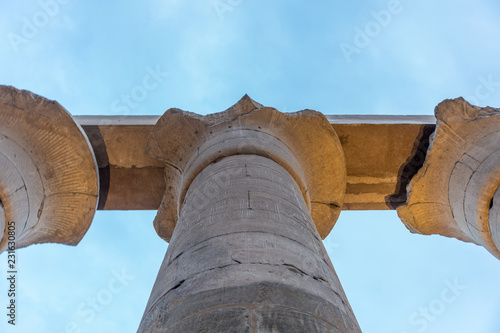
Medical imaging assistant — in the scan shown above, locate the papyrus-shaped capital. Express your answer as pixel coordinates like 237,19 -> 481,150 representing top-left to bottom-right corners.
398,97 -> 500,259
145,95 -> 347,241
0,86 -> 99,252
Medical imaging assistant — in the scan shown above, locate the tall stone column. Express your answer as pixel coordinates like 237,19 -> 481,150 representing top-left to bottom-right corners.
138,96 -> 361,332
398,97 -> 500,259
0,86 -> 99,252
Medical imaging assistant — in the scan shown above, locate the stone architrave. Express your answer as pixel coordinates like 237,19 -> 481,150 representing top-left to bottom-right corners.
398,97 -> 500,259
138,96 -> 361,332
0,86 -> 99,252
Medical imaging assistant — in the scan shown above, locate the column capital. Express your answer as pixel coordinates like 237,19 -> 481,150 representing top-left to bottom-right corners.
398,97 -> 500,259
145,95 -> 346,241
0,86 -> 99,252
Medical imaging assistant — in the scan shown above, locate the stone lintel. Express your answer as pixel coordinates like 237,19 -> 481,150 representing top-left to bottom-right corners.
76,115 -> 435,212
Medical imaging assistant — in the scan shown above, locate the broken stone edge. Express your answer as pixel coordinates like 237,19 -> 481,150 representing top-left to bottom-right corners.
145,95 -> 347,241
397,97 -> 500,259
0,85 -> 99,252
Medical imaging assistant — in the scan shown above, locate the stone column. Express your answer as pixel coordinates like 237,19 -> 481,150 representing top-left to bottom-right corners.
398,97 -> 500,259
0,86 -> 99,252
138,96 -> 360,332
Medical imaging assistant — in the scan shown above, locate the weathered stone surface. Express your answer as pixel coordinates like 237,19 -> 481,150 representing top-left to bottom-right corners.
0,86 -> 99,252
138,155 -> 360,332
163,307 -> 252,333
144,95 -> 346,241
398,97 -> 500,259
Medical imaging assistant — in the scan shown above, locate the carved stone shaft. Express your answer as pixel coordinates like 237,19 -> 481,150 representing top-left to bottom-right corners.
138,155 -> 360,332
139,96 -> 360,332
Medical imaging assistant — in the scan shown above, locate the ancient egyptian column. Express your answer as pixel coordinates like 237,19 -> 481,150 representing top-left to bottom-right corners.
398,98 -> 500,259
138,96 -> 361,332
0,86 -> 99,253
4,84 -> 500,331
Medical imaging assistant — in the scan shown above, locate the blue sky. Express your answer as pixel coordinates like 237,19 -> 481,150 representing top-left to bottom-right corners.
1,0 -> 500,332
